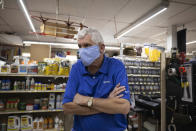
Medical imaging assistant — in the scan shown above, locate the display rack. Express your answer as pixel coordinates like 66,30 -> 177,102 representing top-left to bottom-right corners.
116,56 -> 161,97
0,74 -> 66,131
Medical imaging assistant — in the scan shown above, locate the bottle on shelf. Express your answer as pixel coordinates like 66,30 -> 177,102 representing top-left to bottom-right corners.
7,80 -> 11,90
43,117 -> 48,130
54,116 -> 59,129
30,78 -> 35,91
48,117 -> 53,129
14,81 -> 18,90
0,80 -> 2,90
26,78 -> 30,90
33,117 -> 39,130
38,117 -> 44,130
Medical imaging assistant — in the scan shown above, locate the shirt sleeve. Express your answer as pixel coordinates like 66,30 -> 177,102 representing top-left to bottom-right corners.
114,60 -> 130,102
63,64 -> 79,104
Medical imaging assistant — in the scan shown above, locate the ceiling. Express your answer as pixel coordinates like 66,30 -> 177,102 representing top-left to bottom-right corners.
0,0 -> 196,51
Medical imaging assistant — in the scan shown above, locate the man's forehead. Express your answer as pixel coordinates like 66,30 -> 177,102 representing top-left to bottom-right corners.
78,35 -> 94,44
78,34 -> 91,41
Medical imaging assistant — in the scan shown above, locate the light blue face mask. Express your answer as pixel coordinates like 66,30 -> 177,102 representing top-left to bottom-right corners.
79,45 -> 100,66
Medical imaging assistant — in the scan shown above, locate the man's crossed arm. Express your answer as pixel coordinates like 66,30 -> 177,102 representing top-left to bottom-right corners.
63,83 -> 130,115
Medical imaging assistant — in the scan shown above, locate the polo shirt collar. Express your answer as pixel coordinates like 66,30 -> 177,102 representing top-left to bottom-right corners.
81,55 -> 108,75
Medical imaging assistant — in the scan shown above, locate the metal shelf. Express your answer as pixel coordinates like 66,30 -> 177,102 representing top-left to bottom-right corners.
127,74 -> 160,77
128,82 -> 159,85
0,73 -> 68,78
0,109 -> 63,115
0,90 -> 65,94
126,66 -> 160,69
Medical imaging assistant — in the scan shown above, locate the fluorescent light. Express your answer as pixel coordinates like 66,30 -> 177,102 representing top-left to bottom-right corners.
23,41 -> 79,49
186,40 -> 196,45
105,46 -> 121,50
115,1 -> 168,39
23,41 -> 121,50
18,0 -> 36,32
22,52 -> 31,57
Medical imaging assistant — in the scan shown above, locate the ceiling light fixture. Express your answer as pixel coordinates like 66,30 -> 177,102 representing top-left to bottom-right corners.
186,40 -> 196,45
23,41 -> 121,50
114,1 -> 169,39
18,0 -> 36,32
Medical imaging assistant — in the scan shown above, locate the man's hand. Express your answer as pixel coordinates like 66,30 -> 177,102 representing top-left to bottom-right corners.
73,93 -> 89,106
109,83 -> 126,98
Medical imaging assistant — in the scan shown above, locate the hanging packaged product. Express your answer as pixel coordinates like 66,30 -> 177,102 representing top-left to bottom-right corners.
144,44 -> 150,57
0,65 -> 10,73
7,116 -> 20,131
20,115 -> 33,131
149,45 -> 165,62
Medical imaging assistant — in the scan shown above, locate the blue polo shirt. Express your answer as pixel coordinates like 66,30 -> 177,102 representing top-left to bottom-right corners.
63,56 -> 130,131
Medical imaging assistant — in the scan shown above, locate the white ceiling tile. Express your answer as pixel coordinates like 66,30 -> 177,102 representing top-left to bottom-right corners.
86,0 -> 129,19
4,0 -> 20,9
26,0 -> 56,13
0,25 -> 13,33
59,0 -> 93,17
174,0 -> 196,4
0,18 -> 6,25
0,9 -> 28,26
116,0 -> 161,23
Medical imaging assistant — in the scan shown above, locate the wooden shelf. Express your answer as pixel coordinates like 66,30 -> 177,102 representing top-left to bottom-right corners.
0,90 -> 65,94
0,109 -> 63,115
0,73 -> 68,78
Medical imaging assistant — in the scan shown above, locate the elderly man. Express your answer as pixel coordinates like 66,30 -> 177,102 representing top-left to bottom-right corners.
63,28 -> 130,131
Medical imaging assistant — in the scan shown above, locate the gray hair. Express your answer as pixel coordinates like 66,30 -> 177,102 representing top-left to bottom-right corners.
77,28 -> 104,44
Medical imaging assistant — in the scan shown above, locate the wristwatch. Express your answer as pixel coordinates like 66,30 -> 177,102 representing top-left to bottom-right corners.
87,97 -> 93,107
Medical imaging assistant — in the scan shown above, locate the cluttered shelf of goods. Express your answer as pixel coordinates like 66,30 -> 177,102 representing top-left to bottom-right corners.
0,56 -> 70,76
0,93 -> 64,113
0,74 -> 68,78
0,109 -> 63,115
0,56 -> 67,131
5,115 -> 64,131
0,90 -> 65,94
